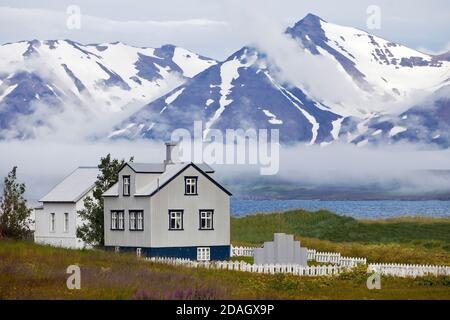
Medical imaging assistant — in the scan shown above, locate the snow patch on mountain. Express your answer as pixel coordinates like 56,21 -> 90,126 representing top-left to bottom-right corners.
172,47 -> 217,78
0,84 -> 18,102
165,87 -> 185,105
262,109 -> 283,125
330,118 -> 344,140
205,51 -> 257,133
263,71 -> 320,144
389,126 -> 407,137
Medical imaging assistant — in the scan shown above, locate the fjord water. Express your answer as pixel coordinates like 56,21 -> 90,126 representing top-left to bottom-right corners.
231,199 -> 450,218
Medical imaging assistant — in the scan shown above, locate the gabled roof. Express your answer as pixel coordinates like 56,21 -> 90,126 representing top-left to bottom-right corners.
40,167 -> 99,203
121,162 -> 214,173
103,162 -> 231,197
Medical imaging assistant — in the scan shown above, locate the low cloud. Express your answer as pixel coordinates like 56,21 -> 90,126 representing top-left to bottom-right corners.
0,139 -> 165,202
278,142 -> 450,193
2,138 -> 450,203
416,42 -> 450,55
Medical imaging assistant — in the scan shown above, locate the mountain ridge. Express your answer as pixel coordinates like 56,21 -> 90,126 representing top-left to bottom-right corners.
0,14 -> 449,146
0,39 -> 216,139
110,14 -> 450,147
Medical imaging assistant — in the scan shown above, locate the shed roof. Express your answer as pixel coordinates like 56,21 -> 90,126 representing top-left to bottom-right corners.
39,167 -> 99,203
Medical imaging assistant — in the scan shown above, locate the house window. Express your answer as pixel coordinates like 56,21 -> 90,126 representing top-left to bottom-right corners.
111,210 -> 124,230
50,213 -> 55,232
197,247 -> 210,261
199,210 -> 214,230
118,211 -> 124,230
111,211 -> 117,229
130,211 -> 136,230
137,211 -> 143,230
64,213 -> 69,233
168,210 -> 183,230
184,177 -> 198,195
129,210 -> 144,231
123,176 -> 130,196
136,248 -> 142,258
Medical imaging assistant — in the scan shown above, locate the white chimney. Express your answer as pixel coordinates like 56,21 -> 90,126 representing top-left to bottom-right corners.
164,141 -> 180,168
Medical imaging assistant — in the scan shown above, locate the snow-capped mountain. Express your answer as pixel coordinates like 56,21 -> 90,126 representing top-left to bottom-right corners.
112,14 -> 450,146
0,40 -> 216,139
110,46 -> 341,144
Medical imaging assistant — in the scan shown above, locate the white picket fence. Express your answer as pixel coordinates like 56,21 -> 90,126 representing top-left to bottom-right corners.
368,263 -> 450,278
230,245 -> 254,257
148,257 -> 450,278
307,249 -> 367,267
230,245 -> 366,267
147,257 -> 342,276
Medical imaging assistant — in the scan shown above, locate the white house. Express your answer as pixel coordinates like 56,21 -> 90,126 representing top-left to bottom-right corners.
102,142 -> 232,261
34,167 -> 99,248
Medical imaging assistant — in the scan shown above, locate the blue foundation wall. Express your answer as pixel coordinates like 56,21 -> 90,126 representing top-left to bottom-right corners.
106,245 -> 230,261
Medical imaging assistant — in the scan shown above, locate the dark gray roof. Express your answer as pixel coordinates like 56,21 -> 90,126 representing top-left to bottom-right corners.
125,162 -> 214,173
127,163 -> 165,173
40,167 -> 99,203
103,162 -> 230,197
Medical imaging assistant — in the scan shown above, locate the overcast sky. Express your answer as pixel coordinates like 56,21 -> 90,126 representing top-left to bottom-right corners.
0,0 -> 449,60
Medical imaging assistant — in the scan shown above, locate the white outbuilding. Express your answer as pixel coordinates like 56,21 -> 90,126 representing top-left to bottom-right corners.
34,167 -> 99,248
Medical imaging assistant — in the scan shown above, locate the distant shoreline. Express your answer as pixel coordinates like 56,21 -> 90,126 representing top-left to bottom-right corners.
231,199 -> 450,219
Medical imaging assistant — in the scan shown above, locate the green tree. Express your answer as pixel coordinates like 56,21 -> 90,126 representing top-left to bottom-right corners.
0,166 -> 32,239
77,154 -> 132,247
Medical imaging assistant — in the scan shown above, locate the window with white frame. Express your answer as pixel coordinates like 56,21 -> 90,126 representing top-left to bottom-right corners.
129,210 -> 144,231
50,213 -> 55,232
168,210 -> 183,230
199,210 -> 213,230
111,210 -> 124,230
111,211 -> 117,229
123,176 -> 130,196
136,248 -> 142,257
64,212 -> 69,233
197,247 -> 210,261
118,211 -> 124,230
184,176 -> 198,195
137,211 -> 143,230
129,211 -> 136,230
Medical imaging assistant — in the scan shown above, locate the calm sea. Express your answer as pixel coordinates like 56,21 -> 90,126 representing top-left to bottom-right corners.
231,199 -> 450,219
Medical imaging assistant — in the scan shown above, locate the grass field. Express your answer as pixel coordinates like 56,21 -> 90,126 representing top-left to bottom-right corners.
231,210 -> 450,265
0,209 -> 449,300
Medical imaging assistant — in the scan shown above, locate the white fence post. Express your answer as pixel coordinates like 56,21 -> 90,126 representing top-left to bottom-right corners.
366,263 -> 449,278
146,250 -> 448,279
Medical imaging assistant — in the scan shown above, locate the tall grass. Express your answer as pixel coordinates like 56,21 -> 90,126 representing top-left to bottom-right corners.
0,239 -> 449,300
